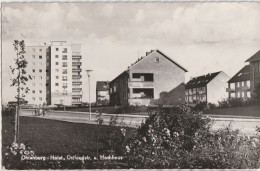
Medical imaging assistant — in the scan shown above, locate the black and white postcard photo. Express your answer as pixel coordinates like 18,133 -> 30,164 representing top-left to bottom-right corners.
1,1 -> 260,170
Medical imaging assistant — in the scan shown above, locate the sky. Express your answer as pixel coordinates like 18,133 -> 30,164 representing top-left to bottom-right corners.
1,2 -> 260,103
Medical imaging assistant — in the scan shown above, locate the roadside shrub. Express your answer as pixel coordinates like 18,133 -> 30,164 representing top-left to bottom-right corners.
218,100 -> 230,108
193,102 -> 207,112
126,105 -> 260,169
208,103 -> 217,110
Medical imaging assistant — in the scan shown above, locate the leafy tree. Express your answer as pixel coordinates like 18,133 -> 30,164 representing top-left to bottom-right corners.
9,40 -> 31,142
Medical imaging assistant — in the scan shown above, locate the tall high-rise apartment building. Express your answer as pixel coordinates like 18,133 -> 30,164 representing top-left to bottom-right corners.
25,41 -> 82,106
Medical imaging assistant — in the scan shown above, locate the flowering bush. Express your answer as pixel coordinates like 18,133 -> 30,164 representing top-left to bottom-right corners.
126,105 -> 260,169
4,142 -> 35,169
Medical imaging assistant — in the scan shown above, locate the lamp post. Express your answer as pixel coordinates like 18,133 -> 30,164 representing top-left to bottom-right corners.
86,69 -> 93,120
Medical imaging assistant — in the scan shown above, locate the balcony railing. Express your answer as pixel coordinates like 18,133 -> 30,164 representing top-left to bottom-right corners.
72,62 -> 82,66
72,88 -> 82,91
72,75 -> 82,79
72,94 -> 82,98
72,81 -> 82,85
72,68 -> 82,72
128,81 -> 154,88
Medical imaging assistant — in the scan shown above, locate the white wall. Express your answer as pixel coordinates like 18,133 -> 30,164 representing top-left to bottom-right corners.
207,71 -> 230,104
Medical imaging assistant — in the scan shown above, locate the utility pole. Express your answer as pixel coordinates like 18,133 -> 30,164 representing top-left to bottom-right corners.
86,70 -> 93,120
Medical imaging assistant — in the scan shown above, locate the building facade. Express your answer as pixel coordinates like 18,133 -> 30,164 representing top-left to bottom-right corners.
25,41 -> 82,106
185,71 -> 230,104
245,50 -> 260,95
109,50 -> 188,106
226,50 -> 260,99
226,65 -> 251,99
96,81 -> 110,105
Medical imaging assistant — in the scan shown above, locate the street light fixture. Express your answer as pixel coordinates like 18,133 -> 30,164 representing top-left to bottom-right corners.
86,69 -> 93,120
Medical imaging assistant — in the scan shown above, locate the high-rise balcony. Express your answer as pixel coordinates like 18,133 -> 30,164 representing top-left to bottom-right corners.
72,62 -> 82,66
72,94 -> 82,98
128,81 -> 154,88
72,75 -> 82,79
72,80 -> 82,85
72,88 -> 82,91
72,68 -> 82,72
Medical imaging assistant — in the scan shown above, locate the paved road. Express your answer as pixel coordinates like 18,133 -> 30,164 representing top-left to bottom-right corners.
20,109 -> 260,135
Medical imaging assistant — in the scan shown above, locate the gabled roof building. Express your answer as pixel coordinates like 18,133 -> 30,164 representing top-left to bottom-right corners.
227,50 -> 260,99
185,71 -> 230,104
109,49 -> 188,106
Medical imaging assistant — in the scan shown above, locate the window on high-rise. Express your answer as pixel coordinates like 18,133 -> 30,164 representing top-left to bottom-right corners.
39,97 -> 42,100
32,90 -> 35,93
62,69 -> 67,74
56,62 -> 59,65
63,48 -> 67,53
63,83 -> 68,89
39,69 -> 42,72
56,76 -> 59,79
39,55 -> 42,59
63,90 -> 67,95
32,97 -> 35,100
56,48 -> 59,51
62,55 -> 67,60
32,48 -> 35,52
39,76 -> 42,79
32,55 -> 35,59
55,83 -> 59,86
39,49 -> 42,52
39,90 -> 42,93
55,69 -> 59,72
55,55 -> 59,58
62,62 -> 67,67
62,76 -> 67,81
32,69 -> 35,72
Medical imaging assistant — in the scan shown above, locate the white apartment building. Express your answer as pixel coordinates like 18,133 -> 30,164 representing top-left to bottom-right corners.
25,41 -> 82,106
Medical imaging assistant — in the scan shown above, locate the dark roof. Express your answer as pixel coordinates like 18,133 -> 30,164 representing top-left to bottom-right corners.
185,71 -> 221,89
245,50 -> 260,62
96,81 -> 109,91
228,65 -> 250,83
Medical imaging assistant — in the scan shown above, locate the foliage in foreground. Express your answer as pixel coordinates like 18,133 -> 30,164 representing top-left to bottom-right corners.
2,105 -> 260,169
126,105 -> 260,169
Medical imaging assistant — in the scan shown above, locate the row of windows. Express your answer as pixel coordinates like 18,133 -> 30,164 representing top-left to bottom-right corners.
55,55 -> 68,60
32,90 -> 43,94
186,87 -> 206,95
55,62 -> 68,67
55,76 -> 68,81
32,97 -> 43,101
32,55 -> 43,59
230,80 -> 250,89
32,48 -> 43,52
55,48 -> 67,53
55,83 -> 68,87
54,69 -> 68,74
230,91 -> 251,98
